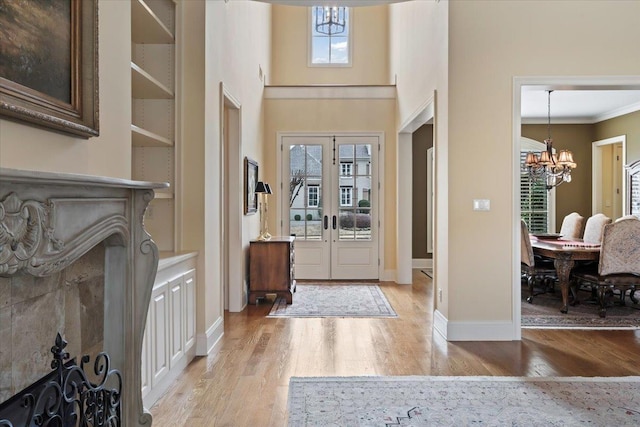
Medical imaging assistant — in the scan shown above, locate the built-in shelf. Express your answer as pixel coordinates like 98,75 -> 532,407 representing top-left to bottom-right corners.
132,63 -> 173,99
132,125 -> 173,147
131,0 -> 174,44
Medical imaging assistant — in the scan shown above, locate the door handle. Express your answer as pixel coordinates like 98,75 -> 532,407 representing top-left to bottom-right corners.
324,215 -> 329,230
332,215 -> 337,230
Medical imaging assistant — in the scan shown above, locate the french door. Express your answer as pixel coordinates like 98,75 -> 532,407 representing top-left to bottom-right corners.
281,134 -> 379,280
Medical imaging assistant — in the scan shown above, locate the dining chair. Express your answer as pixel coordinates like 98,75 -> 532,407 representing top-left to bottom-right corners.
559,212 -> 585,239
571,218 -> 640,317
615,214 -> 640,222
521,220 -> 557,303
582,213 -> 612,244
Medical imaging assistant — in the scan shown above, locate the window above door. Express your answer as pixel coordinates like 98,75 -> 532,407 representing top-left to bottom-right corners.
309,6 -> 352,67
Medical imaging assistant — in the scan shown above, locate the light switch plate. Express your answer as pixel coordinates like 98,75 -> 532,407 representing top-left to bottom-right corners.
473,199 -> 491,211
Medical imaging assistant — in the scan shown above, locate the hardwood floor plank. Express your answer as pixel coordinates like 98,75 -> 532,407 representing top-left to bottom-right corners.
150,269 -> 640,426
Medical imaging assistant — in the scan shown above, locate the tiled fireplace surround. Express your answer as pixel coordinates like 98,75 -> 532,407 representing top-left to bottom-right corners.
0,168 -> 166,426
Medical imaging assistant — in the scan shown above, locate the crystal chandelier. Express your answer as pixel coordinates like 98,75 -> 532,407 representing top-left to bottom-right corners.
524,90 -> 577,190
314,6 -> 346,36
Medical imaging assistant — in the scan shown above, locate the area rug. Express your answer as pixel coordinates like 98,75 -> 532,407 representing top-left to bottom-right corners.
521,285 -> 640,329
267,284 -> 397,318
287,376 -> 640,426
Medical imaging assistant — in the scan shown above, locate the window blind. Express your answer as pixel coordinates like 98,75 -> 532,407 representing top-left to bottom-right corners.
520,151 -> 549,233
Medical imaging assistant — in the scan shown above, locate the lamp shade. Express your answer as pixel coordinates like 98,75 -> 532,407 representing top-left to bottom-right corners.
255,181 -> 268,193
264,183 -> 273,194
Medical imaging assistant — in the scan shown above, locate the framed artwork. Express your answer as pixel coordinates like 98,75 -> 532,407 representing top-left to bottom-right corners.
0,0 -> 99,138
244,157 -> 258,215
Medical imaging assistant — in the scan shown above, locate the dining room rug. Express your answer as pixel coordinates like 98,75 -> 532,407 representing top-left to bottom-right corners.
287,375 -> 640,426
521,285 -> 640,329
267,283 -> 397,318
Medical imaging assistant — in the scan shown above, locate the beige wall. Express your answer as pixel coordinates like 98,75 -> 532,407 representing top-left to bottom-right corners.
522,124 -> 594,228
203,0 -> 271,328
264,98 -> 396,271
389,0 -> 448,312
446,0 -> 640,324
270,4 -> 389,85
0,1 -> 131,179
595,110 -> 640,163
412,124 -> 433,259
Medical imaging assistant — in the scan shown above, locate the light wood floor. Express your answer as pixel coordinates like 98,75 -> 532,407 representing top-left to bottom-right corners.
150,269 -> 640,426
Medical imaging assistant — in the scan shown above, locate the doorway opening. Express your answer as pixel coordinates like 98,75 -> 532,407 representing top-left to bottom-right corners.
397,95 -> 435,284
513,76 -> 640,336
592,135 -> 626,218
221,83 -> 243,312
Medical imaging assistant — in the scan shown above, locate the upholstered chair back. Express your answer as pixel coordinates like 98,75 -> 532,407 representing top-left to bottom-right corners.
520,220 -> 535,267
615,215 -> 640,222
583,213 -> 612,244
559,212 -> 585,239
599,219 -> 640,276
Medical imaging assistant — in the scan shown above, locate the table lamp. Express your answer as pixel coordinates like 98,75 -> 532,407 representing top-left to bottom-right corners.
255,181 -> 273,240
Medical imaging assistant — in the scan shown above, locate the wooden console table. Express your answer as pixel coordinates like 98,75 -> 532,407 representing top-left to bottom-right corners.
249,236 -> 296,304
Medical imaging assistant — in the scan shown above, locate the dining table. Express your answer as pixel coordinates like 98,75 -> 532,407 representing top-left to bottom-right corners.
530,235 -> 601,313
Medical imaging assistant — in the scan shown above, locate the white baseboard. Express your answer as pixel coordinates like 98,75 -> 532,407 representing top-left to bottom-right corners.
196,316 -> 224,356
412,259 -> 433,269
433,309 -> 517,341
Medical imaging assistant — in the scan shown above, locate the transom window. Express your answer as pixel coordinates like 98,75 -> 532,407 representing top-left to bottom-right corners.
310,6 -> 351,66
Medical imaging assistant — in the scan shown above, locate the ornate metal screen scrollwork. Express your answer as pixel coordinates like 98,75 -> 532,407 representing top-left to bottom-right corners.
0,334 -> 122,427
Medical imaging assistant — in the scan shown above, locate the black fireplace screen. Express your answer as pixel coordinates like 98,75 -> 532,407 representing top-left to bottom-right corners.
0,334 -> 122,427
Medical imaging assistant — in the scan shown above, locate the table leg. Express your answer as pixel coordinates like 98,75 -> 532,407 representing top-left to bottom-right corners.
554,255 -> 575,314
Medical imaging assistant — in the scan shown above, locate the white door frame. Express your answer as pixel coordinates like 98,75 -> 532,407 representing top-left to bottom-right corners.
220,83 -> 244,312
592,135 -> 626,217
397,96 -> 435,284
513,76 -> 640,339
277,131 -> 385,280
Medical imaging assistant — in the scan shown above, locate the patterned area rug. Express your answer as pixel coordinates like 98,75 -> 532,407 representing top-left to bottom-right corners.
267,284 -> 397,318
521,285 -> 640,329
288,376 -> 640,426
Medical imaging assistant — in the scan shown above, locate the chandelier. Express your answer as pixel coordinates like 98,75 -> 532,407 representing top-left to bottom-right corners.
524,90 -> 577,190
314,6 -> 347,36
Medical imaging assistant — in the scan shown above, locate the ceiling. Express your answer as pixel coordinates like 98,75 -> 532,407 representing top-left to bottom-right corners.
521,89 -> 640,124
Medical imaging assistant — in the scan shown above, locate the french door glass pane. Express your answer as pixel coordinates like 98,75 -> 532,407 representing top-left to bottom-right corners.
289,144 -> 323,240
338,143 -> 372,241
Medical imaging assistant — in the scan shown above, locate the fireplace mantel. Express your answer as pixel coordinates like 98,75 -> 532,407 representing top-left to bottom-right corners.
0,167 -> 168,426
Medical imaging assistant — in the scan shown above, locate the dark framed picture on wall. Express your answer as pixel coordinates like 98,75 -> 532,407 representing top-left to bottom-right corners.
0,0 -> 99,138
244,157 -> 258,215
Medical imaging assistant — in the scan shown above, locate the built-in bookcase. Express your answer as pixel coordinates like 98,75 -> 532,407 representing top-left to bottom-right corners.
131,0 -> 175,252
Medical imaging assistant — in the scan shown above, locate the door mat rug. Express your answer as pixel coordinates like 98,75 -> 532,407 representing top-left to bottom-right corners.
287,375 -> 640,426
267,284 -> 397,318
521,285 -> 639,329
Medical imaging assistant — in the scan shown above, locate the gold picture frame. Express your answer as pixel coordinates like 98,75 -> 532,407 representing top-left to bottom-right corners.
0,0 -> 99,138
245,157 -> 258,215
